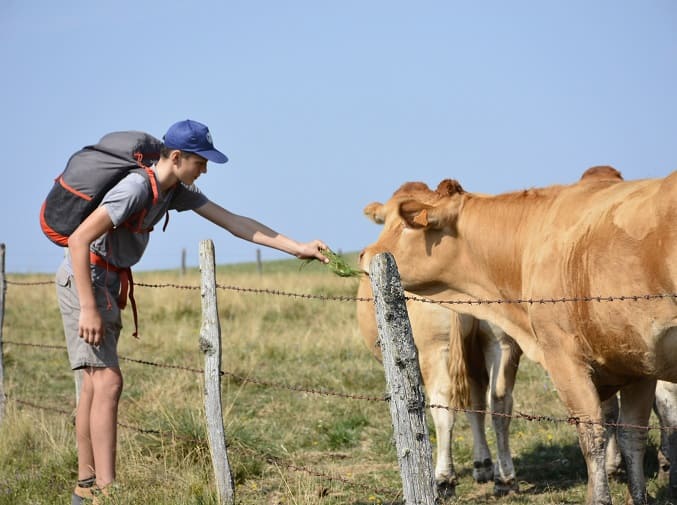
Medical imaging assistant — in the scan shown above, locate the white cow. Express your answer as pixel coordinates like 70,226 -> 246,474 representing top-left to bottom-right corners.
357,225 -> 521,498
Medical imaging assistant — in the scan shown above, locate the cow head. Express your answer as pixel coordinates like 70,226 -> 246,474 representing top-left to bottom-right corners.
360,179 -> 468,294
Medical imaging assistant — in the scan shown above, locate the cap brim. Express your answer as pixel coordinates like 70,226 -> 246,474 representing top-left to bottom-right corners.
196,149 -> 229,164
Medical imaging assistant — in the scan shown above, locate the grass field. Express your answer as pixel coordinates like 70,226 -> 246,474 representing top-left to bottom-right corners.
0,252 -> 673,504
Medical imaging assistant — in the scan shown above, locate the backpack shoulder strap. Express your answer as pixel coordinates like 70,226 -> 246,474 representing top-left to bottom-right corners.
121,166 -> 161,233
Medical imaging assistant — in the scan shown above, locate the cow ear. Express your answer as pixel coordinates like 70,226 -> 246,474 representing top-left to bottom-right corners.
400,197 -> 462,230
399,200 -> 434,229
436,179 -> 464,196
363,202 -> 386,224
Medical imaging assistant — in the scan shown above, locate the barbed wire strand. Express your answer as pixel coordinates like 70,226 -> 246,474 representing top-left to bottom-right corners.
6,276 -> 677,306
4,339 -> 674,433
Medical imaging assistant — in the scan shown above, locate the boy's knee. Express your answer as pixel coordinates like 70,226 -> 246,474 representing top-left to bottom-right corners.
90,368 -> 124,398
105,372 -> 124,398
106,378 -> 124,399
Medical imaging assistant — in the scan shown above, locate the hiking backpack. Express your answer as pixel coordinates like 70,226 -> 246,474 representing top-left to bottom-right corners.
40,131 -> 164,247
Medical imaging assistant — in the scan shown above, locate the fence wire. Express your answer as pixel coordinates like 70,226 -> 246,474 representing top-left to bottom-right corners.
4,338 -> 674,433
6,276 -> 677,306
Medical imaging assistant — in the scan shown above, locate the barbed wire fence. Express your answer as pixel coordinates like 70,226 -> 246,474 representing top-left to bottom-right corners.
1,241 -> 677,503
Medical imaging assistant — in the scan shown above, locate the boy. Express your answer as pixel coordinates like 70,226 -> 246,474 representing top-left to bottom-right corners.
58,119 -> 329,503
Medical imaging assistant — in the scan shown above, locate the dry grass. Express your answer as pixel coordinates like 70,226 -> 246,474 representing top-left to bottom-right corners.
0,259 -> 673,504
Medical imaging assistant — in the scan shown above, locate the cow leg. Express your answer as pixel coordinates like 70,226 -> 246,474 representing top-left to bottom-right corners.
420,343 -> 459,498
466,374 -> 494,484
428,389 -> 458,498
464,325 -> 494,484
544,353 -> 611,505
617,379 -> 654,505
577,420 -> 613,505
486,329 -> 520,495
653,380 -> 677,498
601,395 -> 624,478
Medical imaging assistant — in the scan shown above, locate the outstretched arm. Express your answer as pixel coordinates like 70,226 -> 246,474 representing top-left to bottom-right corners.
194,200 -> 329,263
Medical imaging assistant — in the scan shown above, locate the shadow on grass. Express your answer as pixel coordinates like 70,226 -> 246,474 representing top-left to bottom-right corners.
343,440 -> 672,505
453,439 -> 668,497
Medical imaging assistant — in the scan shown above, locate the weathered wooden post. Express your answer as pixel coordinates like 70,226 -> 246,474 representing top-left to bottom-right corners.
369,252 -> 438,504
0,244 -> 6,424
256,248 -> 263,276
199,239 -> 234,505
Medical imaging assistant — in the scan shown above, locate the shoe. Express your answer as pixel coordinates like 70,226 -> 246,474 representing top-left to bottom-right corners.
71,482 -> 120,504
71,485 -> 95,504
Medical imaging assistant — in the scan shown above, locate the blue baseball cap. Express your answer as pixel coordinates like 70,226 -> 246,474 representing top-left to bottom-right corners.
163,119 -> 228,163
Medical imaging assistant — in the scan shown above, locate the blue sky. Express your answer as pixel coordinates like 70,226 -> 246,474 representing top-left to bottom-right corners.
1,1 -> 676,273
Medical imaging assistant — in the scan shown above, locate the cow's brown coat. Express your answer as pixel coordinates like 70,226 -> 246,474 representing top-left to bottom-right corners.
361,169 -> 677,504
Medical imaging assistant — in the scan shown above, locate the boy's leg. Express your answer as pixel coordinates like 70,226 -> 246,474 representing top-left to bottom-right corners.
75,371 -> 96,480
87,366 -> 124,488
57,262 -> 123,493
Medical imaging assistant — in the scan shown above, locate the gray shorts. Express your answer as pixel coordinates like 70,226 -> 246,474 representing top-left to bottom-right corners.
56,261 -> 122,370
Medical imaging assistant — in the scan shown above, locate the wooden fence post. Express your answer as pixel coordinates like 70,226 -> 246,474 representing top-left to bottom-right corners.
199,239 -> 234,505
369,252 -> 439,504
0,244 -> 6,424
256,248 -> 262,276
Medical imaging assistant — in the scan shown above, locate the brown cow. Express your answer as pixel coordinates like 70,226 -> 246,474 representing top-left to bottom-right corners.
579,168 -> 676,491
357,166 -> 629,499
357,271 -> 521,497
360,171 -> 677,504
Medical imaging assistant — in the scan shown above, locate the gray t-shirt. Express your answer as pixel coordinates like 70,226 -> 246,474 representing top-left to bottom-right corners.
74,166 -> 208,269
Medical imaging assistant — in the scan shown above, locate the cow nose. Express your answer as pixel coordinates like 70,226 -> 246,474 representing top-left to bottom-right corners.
359,249 -> 367,267
358,249 -> 371,274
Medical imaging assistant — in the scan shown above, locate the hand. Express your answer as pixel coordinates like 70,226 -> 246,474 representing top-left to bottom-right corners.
296,240 -> 330,263
79,306 -> 105,346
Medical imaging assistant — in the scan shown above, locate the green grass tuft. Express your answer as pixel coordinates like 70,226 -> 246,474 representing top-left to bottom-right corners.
302,248 -> 363,278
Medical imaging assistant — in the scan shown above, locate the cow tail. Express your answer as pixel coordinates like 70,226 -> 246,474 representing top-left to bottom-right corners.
447,313 -> 473,409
